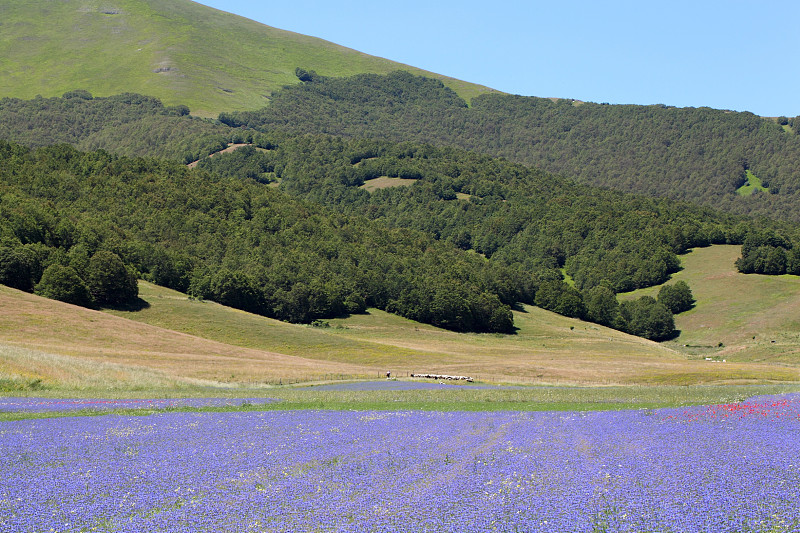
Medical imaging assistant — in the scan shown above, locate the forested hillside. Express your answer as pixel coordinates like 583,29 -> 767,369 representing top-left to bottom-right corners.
0,141 -> 519,333
220,71 -> 800,221
3,89 -> 800,339
194,132 -> 784,340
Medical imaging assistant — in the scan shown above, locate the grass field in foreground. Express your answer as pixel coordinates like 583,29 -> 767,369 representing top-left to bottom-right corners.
619,245 -> 800,367
3,383 -> 799,421
0,0 -> 494,116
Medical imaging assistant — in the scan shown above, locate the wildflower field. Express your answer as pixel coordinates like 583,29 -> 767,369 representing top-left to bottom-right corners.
1,394 -> 799,532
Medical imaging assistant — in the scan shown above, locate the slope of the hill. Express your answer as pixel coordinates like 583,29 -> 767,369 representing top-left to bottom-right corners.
0,0 -> 494,116
6,280 -> 794,388
222,72 -> 800,221
0,284 -> 372,390
619,245 -> 800,366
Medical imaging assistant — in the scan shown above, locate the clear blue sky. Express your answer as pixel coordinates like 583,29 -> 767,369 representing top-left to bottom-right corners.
195,0 -> 799,117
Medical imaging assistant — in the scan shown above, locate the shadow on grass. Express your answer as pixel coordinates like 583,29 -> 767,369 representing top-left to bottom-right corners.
102,297 -> 151,312
660,329 -> 682,342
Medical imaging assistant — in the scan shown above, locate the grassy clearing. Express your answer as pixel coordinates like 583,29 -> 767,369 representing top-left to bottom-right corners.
359,176 -> 418,192
0,0 -> 494,116
736,170 -> 769,196
619,245 -> 800,367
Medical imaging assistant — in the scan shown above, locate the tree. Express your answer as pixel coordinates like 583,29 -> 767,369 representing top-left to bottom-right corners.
534,280 -> 586,319
619,296 -> 676,341
657,281 -> 694,314
85,251 -> 138,306
0,246 -> 37,291
34,264 -> 92,306
584,285 -> 620,327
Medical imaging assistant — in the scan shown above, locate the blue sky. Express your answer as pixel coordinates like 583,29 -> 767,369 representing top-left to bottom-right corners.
195,1 -> 799,117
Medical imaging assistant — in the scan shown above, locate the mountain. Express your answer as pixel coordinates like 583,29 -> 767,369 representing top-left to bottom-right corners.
0,0 -> 494,116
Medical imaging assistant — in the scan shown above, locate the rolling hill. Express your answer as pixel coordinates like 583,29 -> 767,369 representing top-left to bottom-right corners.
0,0 -> 494,116
4,280 -> 795,390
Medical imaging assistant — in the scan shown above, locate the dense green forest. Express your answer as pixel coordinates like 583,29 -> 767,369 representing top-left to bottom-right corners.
0,141 -> 520,333
197,133 -> 744,290
193,132 -> 769,339
5,81 -> 800,222
219,71 -> 800,221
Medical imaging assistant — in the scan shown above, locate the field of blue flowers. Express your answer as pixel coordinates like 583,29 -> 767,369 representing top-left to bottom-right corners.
1,394 -> 799,532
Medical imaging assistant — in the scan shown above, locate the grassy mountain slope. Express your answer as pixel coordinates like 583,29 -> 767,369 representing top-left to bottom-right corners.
620,245 -> 800,365
0,0 -> 494,116
5,280 -> 794,390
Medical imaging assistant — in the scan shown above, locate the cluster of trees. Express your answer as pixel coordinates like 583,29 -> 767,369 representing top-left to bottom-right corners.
0,242 -> 138,308
735,230 -> 800,275
219,71 -> 800,221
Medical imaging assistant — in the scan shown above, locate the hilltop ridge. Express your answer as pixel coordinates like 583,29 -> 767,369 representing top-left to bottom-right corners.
0,0 -> 495,116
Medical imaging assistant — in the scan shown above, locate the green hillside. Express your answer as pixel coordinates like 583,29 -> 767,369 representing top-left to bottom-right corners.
619,245 -> 800,366
0,0 -> 494,116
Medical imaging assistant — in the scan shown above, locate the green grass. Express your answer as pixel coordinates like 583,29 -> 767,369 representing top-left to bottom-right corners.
0,0 -> 495,116
736,170 -> 768,196
561,267 -> 576,287
3,383 -> 799,420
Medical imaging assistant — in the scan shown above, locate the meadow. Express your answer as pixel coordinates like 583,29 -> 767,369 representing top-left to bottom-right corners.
2,392 -> 799,532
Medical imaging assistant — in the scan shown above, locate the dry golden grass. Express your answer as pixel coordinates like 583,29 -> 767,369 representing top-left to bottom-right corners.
3,273 -> 798,390
0,286 -> 372,388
